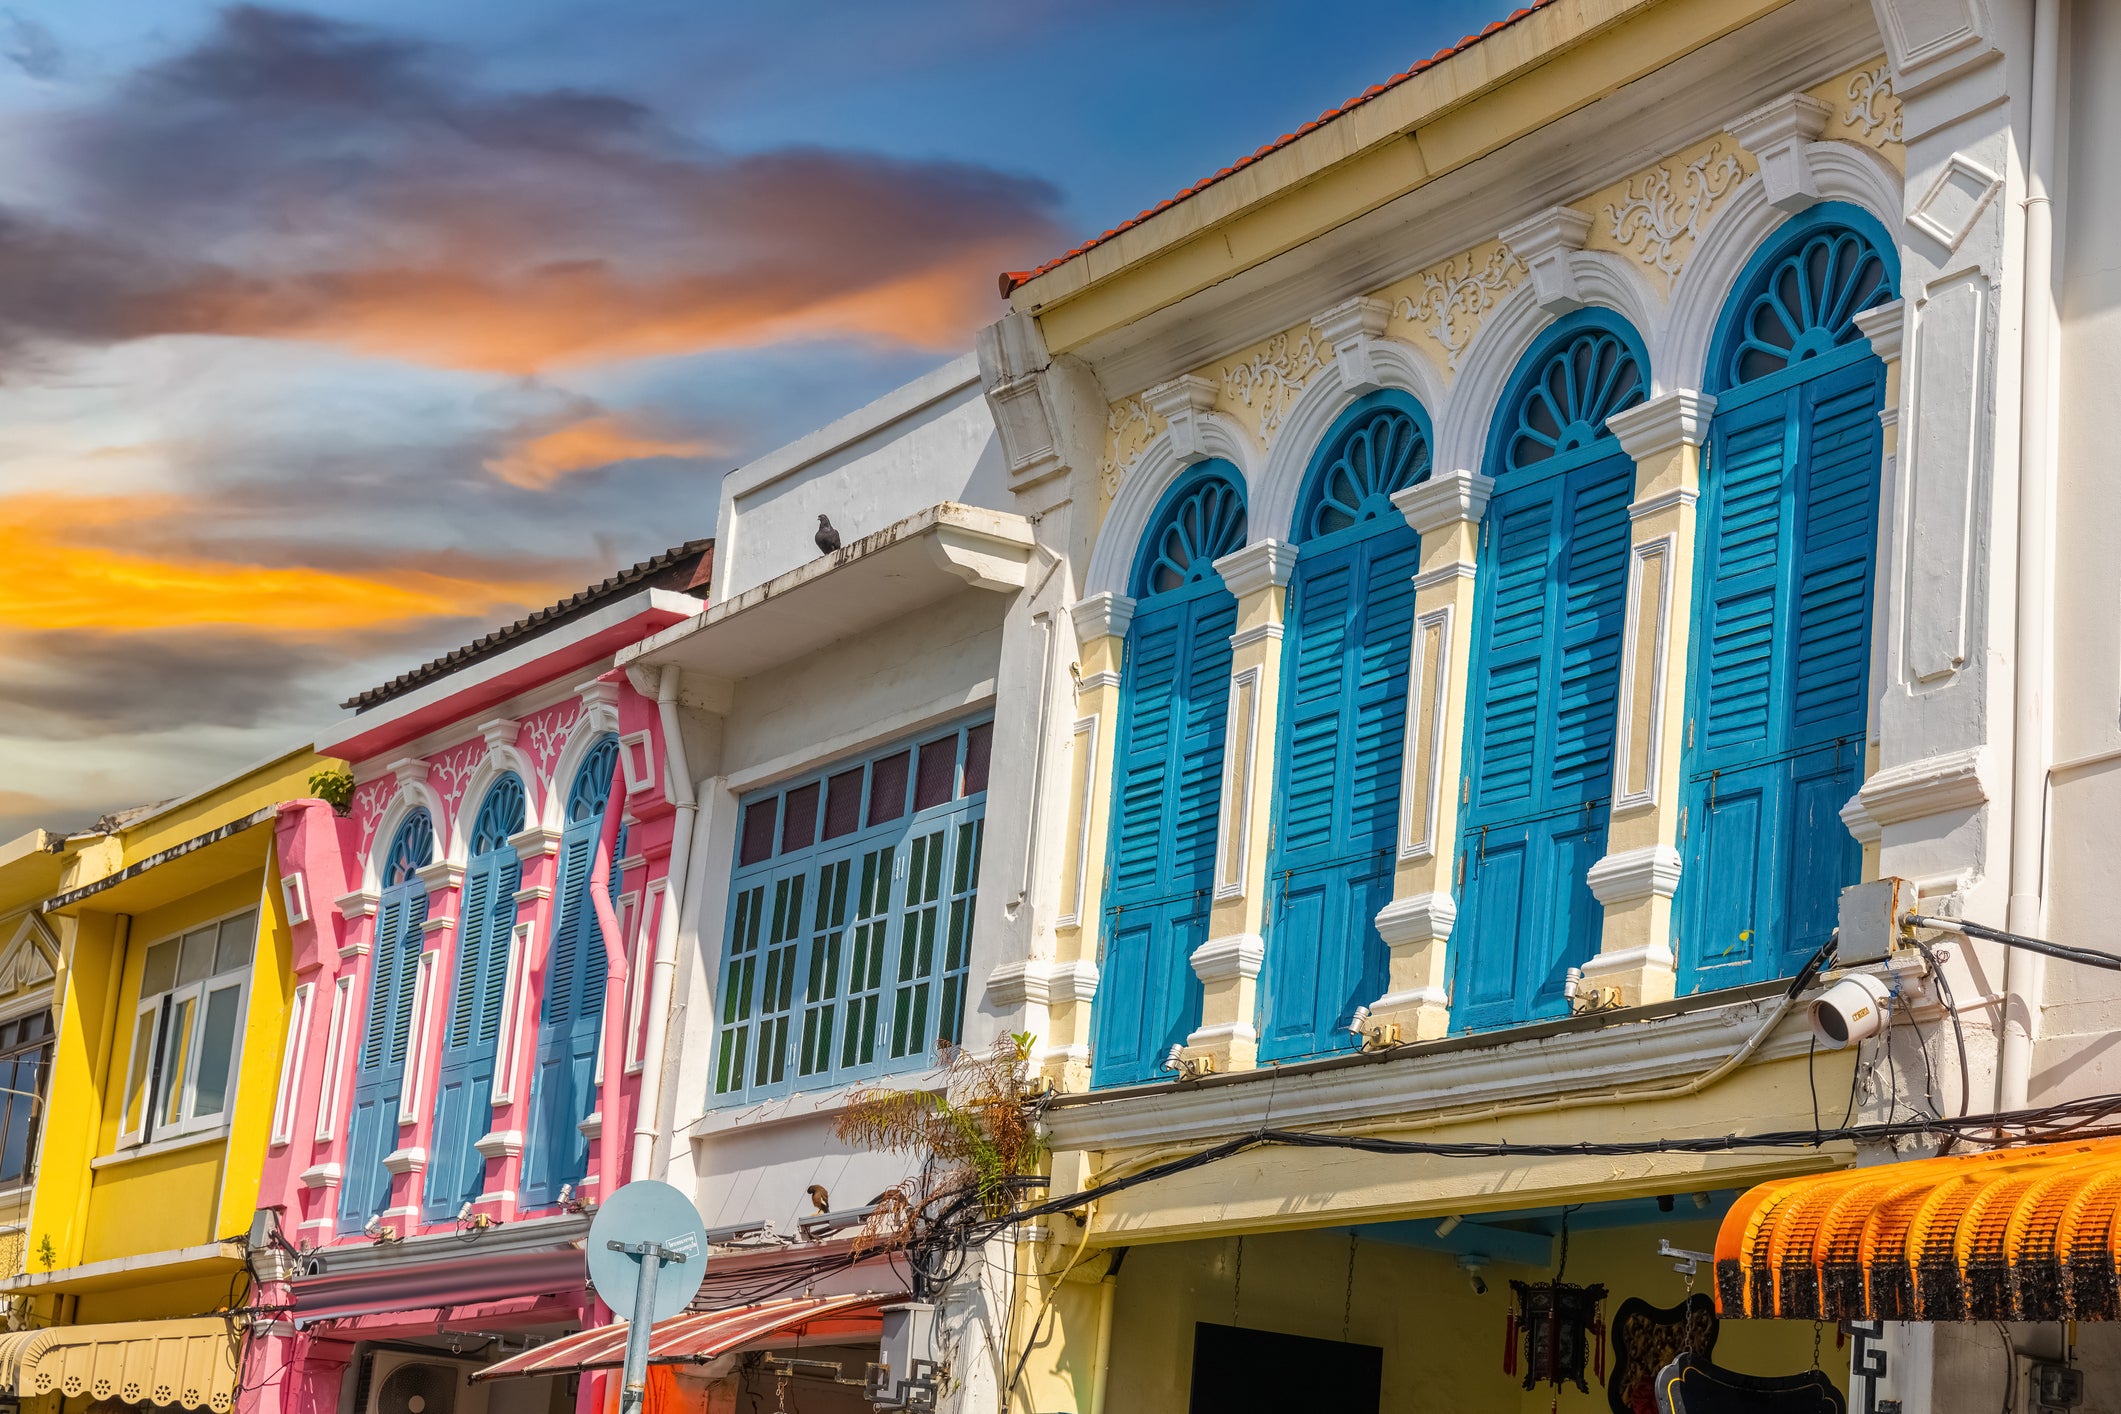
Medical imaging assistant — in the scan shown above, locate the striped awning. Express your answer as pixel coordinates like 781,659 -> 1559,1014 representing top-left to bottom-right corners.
0,1316 -> 241,1411
1716,1136 -> 2121,1322
471,1293 -> 894,1380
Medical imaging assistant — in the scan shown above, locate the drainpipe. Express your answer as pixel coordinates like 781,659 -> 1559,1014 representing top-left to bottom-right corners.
630,665 -> 696,1181
590,775 -> 627,1199
1085,1272 -> 1118,1414
1998,0 -> 2064,1112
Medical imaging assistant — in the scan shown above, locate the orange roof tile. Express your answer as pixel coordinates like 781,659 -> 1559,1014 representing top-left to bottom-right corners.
1000,4 -> 1554,296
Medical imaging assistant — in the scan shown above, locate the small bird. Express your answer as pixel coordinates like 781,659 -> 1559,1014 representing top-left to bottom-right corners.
814,514 -> 841,554
806,1183 -> 832,1214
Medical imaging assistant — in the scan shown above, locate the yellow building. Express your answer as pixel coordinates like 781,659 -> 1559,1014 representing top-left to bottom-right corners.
0,747 -> 331,1414
0,833 -> 70,1305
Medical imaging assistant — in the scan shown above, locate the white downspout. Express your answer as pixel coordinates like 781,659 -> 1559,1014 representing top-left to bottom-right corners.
1998,0 -> 2064,1112
631,664 -> 697,1179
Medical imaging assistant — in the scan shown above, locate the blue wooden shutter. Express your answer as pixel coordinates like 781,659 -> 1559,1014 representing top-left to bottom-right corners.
340,812 -> 432,1231
1258,532 -> 1417,1060
1092,594 -> 1235,1086
1452,320 -> 1644,1033
522,738 -> 619,1207
424,776 -> 524,1220
1681,214 -> 1891,989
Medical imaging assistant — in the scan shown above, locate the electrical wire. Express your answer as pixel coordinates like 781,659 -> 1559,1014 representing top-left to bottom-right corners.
1907,913 -> 2121,973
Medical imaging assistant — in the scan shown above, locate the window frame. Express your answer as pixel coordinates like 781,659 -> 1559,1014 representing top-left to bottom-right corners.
0,1009 -> 53,1188
117,906 -> 256,1149
711,716 -> 992,1106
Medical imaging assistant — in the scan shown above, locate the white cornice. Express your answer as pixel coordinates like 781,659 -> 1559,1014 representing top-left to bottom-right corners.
1212,540 -> 1298,598
1607,391 -> 1718,461
985,959 -> 1101,1010
1585,845 -> 1684,905
1374,893 -> 1456,948
1069,592 -> 1137,645
1857,747 -> 1989,827
1045,989 -> 1815,1153
1190,933 -> 1264,984
1852,299 -> 1905,363
1392,470 -> 1495,537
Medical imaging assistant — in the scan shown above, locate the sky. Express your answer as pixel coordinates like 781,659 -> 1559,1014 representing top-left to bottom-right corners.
0,0 -> 1505,838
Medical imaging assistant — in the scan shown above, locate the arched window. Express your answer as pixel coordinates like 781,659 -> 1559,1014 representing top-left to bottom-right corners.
1680,206 -> 1896,989
1452,312 -> 1647,1031
423,774 -> 526,1220
1257,393 -> 1431,1061
340,808 -> 434,1231
1092,463 -> 1247,1086
522,737 -> 619,1207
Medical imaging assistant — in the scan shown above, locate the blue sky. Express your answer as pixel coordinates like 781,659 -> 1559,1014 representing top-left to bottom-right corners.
0,0 -> 1504,834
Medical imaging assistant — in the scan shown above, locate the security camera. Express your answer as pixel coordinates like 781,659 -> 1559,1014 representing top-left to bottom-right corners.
1458,1254 -> 1488,1296
1809,972 -> 1892,1049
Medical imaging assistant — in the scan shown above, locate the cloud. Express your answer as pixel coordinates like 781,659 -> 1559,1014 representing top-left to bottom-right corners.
485,410 -> 713,490
0,627 -> 368,738
0,491 -> 580,634
0,6 -> 1062,373
1,10 -> 61,80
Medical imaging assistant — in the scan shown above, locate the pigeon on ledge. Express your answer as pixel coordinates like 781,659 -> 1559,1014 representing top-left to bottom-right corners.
815,515 -> 841,554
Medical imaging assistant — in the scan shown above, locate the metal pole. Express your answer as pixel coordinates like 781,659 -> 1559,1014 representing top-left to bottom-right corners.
611,1240 -> 680,1414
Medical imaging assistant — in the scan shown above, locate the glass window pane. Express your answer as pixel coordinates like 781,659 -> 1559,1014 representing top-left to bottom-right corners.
821,768 -> 864,842
214,913 -> 256,974
867,752 -> 910,827
0,1084 -> 30,1184
738,799 -> 778,868
177,930 -> 215,987
780,783 -> 820,855
913,735 -> 958,812
191,984 -> 243,1120
961,723 -> 992,797
123,1011 -> 156,1135
159,996 -> 197,1128
141,941 -> 179,998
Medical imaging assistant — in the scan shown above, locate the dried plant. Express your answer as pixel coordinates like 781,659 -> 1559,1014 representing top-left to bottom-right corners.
834,1032 -> 1045,1250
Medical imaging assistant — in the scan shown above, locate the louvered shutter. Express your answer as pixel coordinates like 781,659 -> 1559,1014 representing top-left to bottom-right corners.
1259,529 -> 1416,1061
1092,592 -> 1230,1086
424,845 -> 521,1222
522,823 -> 597,1207
1684,356 -> 1882,986
1455,451 -> 1632,1031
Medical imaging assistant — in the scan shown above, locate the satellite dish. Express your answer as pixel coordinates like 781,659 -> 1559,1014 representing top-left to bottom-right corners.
587,1180 -> 708,1322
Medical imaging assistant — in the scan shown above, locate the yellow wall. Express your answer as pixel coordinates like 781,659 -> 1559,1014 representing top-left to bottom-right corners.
1036,1220 -> 1841,1414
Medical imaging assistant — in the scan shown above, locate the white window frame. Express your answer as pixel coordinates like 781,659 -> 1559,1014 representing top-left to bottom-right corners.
118,908 -> 257,1150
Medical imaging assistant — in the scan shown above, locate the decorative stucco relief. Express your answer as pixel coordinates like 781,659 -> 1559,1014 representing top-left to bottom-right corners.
1219,324 -> 1329,444
351,776 -> 396,867
1384,240 -> 1526,371
1809,58 -> 1905,165
1098,394 -> 1166,507
431,739 -> 485,823
524,702 -> 581,787
1598,140 -> 1750,280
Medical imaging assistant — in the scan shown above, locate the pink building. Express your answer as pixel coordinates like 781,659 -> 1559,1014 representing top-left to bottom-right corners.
245,542 -> 711,1414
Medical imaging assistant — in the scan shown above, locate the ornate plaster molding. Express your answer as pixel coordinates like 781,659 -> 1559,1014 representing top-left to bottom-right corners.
1728,93 -> 1834,211
1391,469 -> 1495,537
1212,539 -> 1299,599
1585,845 -> 1684,905
1606,390 -> 1718,461
1498,207 -> 1593,314
1190,933 -> 1265,984
1374,893 -> 1457,948
1069,591 -> 1136,645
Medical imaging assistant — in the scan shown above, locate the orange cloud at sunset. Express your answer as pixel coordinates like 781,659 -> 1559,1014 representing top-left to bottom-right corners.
0,493 -> 569,635
485,414 -> 712,489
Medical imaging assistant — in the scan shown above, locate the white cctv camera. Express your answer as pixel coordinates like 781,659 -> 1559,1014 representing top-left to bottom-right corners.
1809,972 -> 1892,1049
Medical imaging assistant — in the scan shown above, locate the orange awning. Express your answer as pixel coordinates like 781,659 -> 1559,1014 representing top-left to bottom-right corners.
471,1293 -> 895,1380
1716,1136 -> 2121,1322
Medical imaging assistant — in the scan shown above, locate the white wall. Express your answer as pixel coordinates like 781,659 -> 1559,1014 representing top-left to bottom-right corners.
711,354 -> 1012,602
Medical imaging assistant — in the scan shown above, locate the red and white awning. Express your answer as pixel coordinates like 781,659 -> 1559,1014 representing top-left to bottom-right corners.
471,1293 -> 896,1380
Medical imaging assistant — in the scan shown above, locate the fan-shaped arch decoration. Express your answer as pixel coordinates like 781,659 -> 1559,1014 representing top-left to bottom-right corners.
1134,466 -> 1248,598
1726,226 -> 1892,387
1502,329 -> 1647,476
381,810 -> 433,889
469,774 -> 527,856
566,737 -> 621,825
1297,402 -> 1432,540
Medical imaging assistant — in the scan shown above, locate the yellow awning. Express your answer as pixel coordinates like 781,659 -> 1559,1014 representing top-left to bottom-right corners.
0,1317 -> 241,1411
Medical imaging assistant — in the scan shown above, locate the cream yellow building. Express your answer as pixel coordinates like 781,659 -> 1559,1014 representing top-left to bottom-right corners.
956,0 -> 2059,1408
0,748 -> 328,1414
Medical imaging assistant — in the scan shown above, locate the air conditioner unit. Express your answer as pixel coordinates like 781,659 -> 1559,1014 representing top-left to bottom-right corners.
361,1351 -> 489,1414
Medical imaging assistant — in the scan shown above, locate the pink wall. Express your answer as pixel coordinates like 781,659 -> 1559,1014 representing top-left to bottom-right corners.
260,669 -> 679,1248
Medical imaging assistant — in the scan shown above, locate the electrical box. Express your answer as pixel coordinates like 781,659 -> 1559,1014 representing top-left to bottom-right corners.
1837,878 -> 1908,965
2033,1361 -> 2084,1411
867,1303 -> 944,1411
